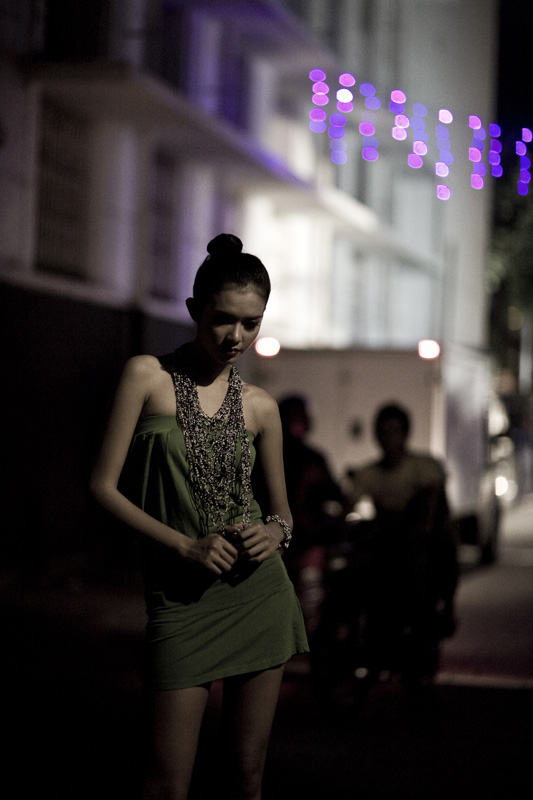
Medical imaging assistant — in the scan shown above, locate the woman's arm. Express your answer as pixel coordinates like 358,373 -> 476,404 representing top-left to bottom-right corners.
255,391 -> 293,530
90,356 -> 238,575
229,388 -> 292,561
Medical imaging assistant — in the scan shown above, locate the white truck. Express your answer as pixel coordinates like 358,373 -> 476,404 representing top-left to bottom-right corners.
242,343 -> 505,562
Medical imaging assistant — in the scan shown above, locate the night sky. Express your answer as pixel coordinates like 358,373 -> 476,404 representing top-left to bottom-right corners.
497,0 -> 533,139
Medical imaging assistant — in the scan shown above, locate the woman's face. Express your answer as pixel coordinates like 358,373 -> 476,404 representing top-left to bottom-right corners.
192,284 -> 266,365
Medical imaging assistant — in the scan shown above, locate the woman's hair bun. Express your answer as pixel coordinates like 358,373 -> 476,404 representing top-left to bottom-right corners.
207,233 -> 243,257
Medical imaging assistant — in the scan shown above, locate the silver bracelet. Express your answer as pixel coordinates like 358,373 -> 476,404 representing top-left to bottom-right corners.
266,515 -> 293,549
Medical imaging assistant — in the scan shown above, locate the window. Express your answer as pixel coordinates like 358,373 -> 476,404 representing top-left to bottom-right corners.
43,0 -> 108,61
149,150 -> 178,300
36,97 -> 89,278
144,1 -> 187,92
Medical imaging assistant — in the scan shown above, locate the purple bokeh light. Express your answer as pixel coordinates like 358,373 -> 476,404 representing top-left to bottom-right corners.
436,185 -> 451,200
310,108 -> 326,121
439,150 -> 454,165
389,101 -> 405,114
362,146 -> 379,162
488,125 -> 502,178
365,96 -> 381,110
471,174 -> 484,190
519,124 -> 531,194
330,113 -> 346,127
410,102 -> 429,170
413,103 -> 428,117
360,83 -> 376,96
331,150 -> 348,164
309,69 -> 326,82
329,126 -> 345,139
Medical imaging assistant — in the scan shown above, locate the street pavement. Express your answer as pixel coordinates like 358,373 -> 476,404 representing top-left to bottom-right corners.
2,497 -> 533,799
261,495 -> 533,800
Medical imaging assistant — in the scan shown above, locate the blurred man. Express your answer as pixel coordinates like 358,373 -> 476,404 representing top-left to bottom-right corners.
347,403 -> 458,696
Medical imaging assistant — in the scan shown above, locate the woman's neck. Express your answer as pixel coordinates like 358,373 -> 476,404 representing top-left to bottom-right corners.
183,341 -> 232,387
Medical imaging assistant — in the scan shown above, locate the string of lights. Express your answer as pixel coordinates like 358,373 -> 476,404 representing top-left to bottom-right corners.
309,68 -> 531,200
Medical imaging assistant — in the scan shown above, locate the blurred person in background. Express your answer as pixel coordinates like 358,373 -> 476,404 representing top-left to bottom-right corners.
277,395 -> 347,635
346,402 -> 458,701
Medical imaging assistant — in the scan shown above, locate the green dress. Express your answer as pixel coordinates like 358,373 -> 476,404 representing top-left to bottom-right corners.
120,414 -> 309,690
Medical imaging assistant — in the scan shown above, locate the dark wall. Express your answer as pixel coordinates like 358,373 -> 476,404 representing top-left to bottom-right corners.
0,283 -> 191,586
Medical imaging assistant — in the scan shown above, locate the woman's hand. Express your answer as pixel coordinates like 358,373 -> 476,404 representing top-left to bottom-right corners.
183,533 -> 239,575
225,521 -> 282,563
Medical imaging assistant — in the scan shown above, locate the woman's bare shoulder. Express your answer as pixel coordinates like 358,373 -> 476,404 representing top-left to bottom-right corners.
242,381 -> 280,431
119,354 -> 174,395
243,380 -> 276,407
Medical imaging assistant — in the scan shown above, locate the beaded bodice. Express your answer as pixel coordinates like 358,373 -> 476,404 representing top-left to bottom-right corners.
171,347 -> 252,532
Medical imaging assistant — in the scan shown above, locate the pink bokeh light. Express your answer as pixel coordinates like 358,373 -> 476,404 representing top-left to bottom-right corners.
408,154 -> 423,169
359,121 -> 375,136
339,73 -> 356,87
391,89 -> 407,104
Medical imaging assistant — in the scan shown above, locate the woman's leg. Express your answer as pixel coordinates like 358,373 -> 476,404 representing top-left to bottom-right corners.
141,685 -> 210,800
220,665 -> 285,800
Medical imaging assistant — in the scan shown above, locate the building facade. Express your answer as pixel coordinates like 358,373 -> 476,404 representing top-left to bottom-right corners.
0,0 -> 498,577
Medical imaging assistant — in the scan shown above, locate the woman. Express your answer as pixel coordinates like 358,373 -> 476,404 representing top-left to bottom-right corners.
90,234 -> 308,800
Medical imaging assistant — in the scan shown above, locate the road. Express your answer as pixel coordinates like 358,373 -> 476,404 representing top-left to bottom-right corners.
440,497 -> 533,688
2,497 -> 532,799
260,496 -> 533,800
